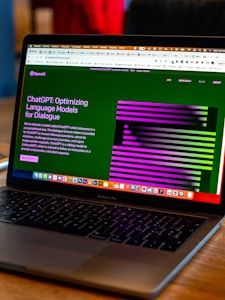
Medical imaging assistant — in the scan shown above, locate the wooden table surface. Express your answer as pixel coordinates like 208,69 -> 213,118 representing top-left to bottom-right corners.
0,97 -> 225,300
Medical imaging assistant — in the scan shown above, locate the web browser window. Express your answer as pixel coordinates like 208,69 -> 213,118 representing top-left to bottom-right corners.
12,44 -> 225,205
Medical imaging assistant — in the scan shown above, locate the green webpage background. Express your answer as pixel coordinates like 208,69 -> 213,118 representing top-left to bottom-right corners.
14,65 -> 225,193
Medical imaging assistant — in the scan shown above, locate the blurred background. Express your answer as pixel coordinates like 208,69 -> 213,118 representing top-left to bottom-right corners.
1,0 -> 225,151
1,0 -> 53,99
15,0 -> 53,54
2,0 -> 225,99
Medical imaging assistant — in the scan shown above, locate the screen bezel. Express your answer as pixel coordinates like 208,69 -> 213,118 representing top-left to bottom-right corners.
7,34 -> 225,216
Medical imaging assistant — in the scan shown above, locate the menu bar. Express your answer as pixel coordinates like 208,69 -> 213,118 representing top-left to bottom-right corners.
28,44 -> 225,52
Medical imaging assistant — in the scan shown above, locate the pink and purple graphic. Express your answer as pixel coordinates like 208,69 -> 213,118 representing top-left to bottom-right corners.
110,100 -> 217,193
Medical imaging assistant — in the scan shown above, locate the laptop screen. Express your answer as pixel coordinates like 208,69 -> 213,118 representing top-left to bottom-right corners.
11,36 -> 225,206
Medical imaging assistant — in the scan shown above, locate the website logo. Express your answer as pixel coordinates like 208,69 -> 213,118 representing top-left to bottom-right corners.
29,70 -> 46,77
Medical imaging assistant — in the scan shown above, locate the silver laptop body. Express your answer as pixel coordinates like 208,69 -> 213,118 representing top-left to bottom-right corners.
0,34 -> 224,299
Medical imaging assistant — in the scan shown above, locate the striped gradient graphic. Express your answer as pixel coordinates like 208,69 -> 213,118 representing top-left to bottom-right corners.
110,100 -> 218,192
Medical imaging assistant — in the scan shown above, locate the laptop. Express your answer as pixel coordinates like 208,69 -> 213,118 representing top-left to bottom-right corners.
0,34 -> 225,299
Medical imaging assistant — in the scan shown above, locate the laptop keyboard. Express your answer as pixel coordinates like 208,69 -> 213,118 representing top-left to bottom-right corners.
0,190 -> 206,252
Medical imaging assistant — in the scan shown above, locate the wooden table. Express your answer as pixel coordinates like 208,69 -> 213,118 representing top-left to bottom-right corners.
1,97 -> 225,299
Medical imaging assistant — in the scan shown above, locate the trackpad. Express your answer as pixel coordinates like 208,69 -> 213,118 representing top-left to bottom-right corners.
0,223 -> 106,274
